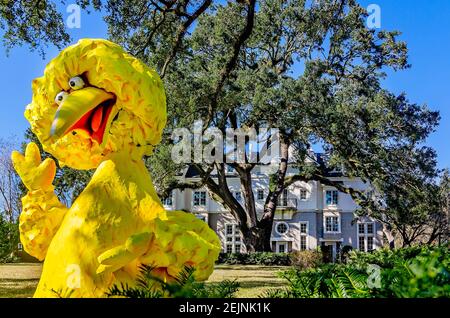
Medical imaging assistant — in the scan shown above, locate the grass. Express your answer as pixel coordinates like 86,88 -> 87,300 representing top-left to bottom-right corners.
207,265 -> 288,297
0,263 -> 42,298
0,263 -> 288,298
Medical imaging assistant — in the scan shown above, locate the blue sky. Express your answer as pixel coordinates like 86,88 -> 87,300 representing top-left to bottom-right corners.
0,1 -> 449,169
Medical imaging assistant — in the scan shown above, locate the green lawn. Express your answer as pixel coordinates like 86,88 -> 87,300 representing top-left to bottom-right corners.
0,263 -> 42,298
0,263 -> 288,298
208,265 -> 288,297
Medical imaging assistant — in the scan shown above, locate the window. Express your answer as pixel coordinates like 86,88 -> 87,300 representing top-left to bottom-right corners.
358,237 -> 366,252
163,191 -> 173,206
358,222 -> 375,252
278,244 -> 285,253
299,222 -> 308,250
226,165 -> 234,173
278,189 -> 289,206
300,223 -> 307,234
300,189 -> 307,200
233,191 -> 242,203
300,236 -> 307,251
193,191 -> 206,206
367,223 -> 374,234
358,223 -> 365,234
226,224 -> 233,235
325,216 -> 340,233
367,237 -> 374,251
275,222 -> 289,235
326,190 -> 339,205
224,223 -> 242,253
257,189 -> 264,201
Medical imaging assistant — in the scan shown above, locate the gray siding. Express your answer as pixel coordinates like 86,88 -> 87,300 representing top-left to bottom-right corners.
210,210 -> 383,253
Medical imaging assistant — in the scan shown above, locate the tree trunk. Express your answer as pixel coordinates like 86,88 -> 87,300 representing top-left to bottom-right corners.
236,165 -> 258,229
382,222 -> 395,249
242,225 -> 273,252
252,133 -> 291,252
196,131 -> 290,252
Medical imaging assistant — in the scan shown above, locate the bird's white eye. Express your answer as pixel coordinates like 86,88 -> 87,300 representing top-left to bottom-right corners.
55,91 -> 69,105
68,76 -> 85,90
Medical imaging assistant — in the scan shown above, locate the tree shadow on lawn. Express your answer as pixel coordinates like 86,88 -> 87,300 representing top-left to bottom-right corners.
0,278 -> 39,298
0,278 -> 40,283
234,281 -> 287,298
215,265 -> 289,271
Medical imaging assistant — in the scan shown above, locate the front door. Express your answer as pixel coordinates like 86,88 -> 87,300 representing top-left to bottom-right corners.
321,242 -> 334,263
276,241 -> 288,253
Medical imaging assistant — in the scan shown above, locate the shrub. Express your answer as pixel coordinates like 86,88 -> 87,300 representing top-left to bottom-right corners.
217,252 -> 292,266
0,218 -> 20,263
266,245 -> 450,298
108,265 -> 240,298
290,250 -> 323,270
347,245 -> 431,269
266,264 -> 371,298
339,245 -> 353,263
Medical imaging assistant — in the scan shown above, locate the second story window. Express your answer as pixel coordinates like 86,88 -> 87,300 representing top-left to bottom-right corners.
325,216 -> 340,233
193,191 -> 206,206
326,190 -> 339,205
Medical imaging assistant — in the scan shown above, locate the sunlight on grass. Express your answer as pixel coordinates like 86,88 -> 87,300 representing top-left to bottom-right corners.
207,265 -> 289,298
0,263 -> 288,298
0,263 -> 42,298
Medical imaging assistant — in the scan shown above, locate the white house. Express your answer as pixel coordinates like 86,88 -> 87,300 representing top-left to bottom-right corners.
162,153 -> 383,261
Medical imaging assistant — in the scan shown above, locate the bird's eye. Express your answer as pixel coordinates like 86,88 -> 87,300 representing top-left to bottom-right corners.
68,76 -> 85,90
55,91 -> 69,105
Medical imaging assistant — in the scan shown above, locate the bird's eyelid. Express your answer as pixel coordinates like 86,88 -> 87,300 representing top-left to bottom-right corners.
68,76 -> 86,90
55,91 -> 69,105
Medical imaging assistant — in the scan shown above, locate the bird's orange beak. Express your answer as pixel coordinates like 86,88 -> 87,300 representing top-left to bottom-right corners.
50,87 -> 116,145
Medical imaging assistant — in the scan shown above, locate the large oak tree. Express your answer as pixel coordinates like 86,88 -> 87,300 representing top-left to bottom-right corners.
1,0 -> 446,250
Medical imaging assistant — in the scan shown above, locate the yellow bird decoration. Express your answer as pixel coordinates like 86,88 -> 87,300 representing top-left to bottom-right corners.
11,39 -> 221,297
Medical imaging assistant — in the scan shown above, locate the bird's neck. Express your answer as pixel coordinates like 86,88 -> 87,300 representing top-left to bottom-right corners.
99,151 -> 165,215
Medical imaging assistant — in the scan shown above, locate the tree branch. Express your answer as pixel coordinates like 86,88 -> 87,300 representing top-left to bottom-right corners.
206,0 -> 257,125
160,0 -> 213,78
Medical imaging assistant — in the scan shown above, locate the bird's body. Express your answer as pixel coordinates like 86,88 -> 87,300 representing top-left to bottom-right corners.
12,39 -> 220,298
35,155 -> 164,297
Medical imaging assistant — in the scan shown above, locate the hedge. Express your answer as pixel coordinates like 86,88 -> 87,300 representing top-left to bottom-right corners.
217,252 -> 292,266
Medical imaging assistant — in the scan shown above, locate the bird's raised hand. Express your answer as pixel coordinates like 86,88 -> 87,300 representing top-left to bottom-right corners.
11,142 -> 56,192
